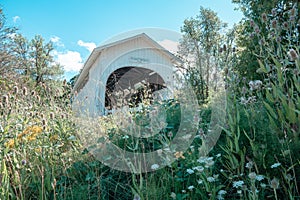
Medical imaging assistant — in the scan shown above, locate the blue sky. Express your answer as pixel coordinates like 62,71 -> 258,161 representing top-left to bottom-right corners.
1,0 -> 244,79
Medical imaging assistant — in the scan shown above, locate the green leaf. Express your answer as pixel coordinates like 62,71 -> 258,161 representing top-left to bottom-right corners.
256,59 -> 268,73
263,101 -> 277,119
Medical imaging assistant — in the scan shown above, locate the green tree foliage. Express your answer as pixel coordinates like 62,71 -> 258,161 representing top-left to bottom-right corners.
232,0 -> 300,80
178,6 -> 227,103
0,7 -> 17,81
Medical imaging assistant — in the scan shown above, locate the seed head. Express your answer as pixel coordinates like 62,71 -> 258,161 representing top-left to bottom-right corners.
270,178 -> 279,189
272,8 -> 277,16
22,87 -> 28,96
49,112 -> 55,120
254,26 -> 260,34
288,49 -> 298,61
36,95 -> 40,102
271,20 -> 278,29
248,172 -> 256,180
223,44 -> 227,52
282,22 -> 289,30
13,86 -> 19,94
42,118 -> 47,126
2,95 -> 8,106
261,13 -> 267,22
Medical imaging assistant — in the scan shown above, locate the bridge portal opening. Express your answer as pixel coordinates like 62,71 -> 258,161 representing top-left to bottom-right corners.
105,67 -> 166,110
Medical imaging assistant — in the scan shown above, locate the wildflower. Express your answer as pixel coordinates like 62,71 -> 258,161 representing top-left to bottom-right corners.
248,172 -> 256,180
289,7 -> 296,17
13,86 -> 18,94
261,13 -> 267,22
174,151 -> 185,159
21,160 -> 26,165
36,95 -> 40,102
270,178 -> 279,189
271,20 -> 278,29
250,20 -> 255,27
272,8 -> 277,16
256,175 -> 264,181
217,190 -> 227,200
197,179 -> 203,184
122,135 -> 129,139
249,80 -> 262,90
187,185 -> 194,191
276,36 -> 281,43
285,174 -> 293,181
5,139 -> 15,148
50,134 -> 58,141
223,44 -> 227,52
0,124 -> 4,133
205,160 -> 215,168
237,190 -> 242,194
271,162 -> 281,168
22,87 -> 27,96
192,166 -> 204,172
218,190 -> 227,195
233,180 -> 244,188
288,48 -> 299,61
260,183 -> 267,188
42,118 -> 47,126
207,177 -> 215,182
2,95 -> 8,106
254,26 -> 260,35
216,153 -> 221,158
35,147 -> 42,153
232,46 -> 236,52
182,190 -> 186,193
186,168 -> 194,174
167,131 -> 173,137
282,22 -> 289,30
223,67 -> 228,75
133,194 -> 141,200
170,192 -> 176,199
240,97 -> 248,105
151,164 -> 159,170
49,112 -> 55,120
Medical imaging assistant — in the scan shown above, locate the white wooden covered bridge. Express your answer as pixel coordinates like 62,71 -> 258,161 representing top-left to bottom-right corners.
73,33 -> 181,116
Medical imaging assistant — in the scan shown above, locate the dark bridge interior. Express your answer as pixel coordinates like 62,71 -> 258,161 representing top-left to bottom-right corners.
105,67 -> 166,110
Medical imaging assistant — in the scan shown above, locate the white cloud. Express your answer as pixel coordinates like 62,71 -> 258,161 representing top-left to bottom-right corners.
50,36 -> 60,43
13,16 -> 20,23
53,50 -> 83,72
50,36 -> 64,47
77,40 -> 96,53
158,39 -> 179,53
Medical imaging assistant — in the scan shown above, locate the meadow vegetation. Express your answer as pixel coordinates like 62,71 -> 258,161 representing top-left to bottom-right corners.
0,1 -> 299,200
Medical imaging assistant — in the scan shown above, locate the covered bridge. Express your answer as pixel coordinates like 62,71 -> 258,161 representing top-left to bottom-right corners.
73,33 -> 181,116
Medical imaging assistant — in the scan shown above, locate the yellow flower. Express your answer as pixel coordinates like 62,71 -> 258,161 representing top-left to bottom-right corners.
35,147 -> 42,153
50,134 -> 58,141
174,151 -> 185,159
18,125 -> 42,140
31,126 -> 42,134
5,139 -> 15,148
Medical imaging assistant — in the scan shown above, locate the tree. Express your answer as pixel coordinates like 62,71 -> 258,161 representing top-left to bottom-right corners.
0,7 -> 17,80
178,7 -> 227,103
29,35 -> 63,85
232,0 -> 300,80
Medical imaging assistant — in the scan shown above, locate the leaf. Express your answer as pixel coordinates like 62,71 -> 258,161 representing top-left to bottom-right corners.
263,102 -> 277,119
256,59 -> 268,73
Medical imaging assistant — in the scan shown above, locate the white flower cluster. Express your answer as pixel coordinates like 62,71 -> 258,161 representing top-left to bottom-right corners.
249,80 -> 263,91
